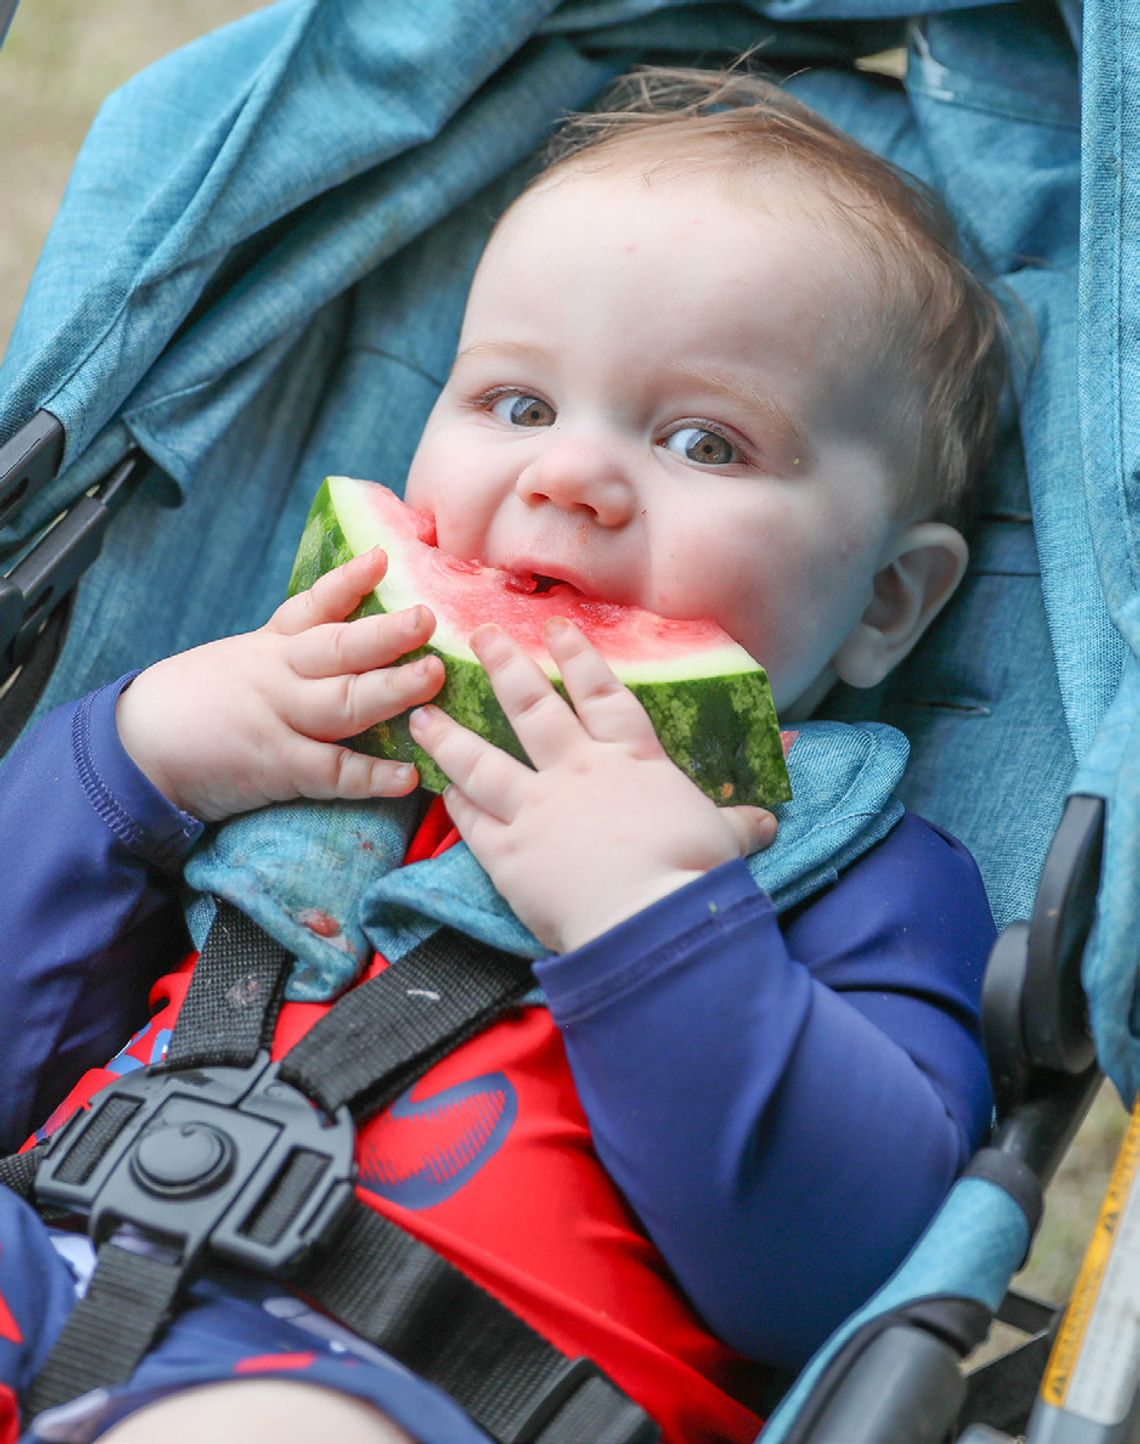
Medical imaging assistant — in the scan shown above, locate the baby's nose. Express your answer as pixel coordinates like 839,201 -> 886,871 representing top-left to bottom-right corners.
516,436 -> 636,527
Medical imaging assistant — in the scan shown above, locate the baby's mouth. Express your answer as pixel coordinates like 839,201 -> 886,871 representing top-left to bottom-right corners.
504,570 -> 582,597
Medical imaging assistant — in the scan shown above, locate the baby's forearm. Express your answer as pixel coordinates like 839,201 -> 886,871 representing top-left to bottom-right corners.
536,849 -> 991,1369
0,678 -> 201,1147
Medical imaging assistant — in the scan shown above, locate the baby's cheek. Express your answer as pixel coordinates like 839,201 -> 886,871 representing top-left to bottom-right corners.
402,435 -> 445,511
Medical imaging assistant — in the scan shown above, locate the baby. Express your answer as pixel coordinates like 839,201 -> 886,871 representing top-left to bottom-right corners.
0,67 -> 1004,1444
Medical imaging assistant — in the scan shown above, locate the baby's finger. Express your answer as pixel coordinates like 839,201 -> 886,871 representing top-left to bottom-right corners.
292,739 -> 419,801
290,656 -> 445,740
722,806 -> 778,857
269,549 -> 389,636
289,606 -> 436,679
543,618 -> 660,747
408,703 -> 531,821
469,624 -> 581,768
438,782 -> 507,862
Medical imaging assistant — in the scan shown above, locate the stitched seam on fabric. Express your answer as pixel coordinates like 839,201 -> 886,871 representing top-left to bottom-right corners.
127,369 -> 278,470
906,80 -> 1079,130
783,733 -> 883,842
71,693 -> 186,872
780,798 -> 888,853
550,890 -> 774,1025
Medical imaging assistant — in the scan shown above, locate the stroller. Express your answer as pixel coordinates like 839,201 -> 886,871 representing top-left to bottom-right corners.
1,1 -> 1137,1440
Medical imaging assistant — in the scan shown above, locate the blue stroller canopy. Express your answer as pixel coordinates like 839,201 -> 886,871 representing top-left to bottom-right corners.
0,1 -> 1136,1436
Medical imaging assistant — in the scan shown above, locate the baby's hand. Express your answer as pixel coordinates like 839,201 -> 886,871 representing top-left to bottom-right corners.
409,620 -> 777,953
116,549 -> 444,821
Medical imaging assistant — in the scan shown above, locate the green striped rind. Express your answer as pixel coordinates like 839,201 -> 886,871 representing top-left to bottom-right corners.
288,480 -> 792,807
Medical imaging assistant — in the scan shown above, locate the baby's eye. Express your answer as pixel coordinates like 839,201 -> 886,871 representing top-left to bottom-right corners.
490,393 -> 556,427
662,427 -> 737,466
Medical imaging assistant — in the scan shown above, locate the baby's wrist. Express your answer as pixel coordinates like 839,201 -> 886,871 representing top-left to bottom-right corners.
114,677 -> 188,814
557,868 -> 706,953
80,676 -> 205,867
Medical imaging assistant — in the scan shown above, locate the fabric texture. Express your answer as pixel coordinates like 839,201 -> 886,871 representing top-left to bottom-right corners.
1070,0 -> 1140,1107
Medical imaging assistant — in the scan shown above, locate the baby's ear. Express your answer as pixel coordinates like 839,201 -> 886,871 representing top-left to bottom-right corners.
832,522 -> 969,689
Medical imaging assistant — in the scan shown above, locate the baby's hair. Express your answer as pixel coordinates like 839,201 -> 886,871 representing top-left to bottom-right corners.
534,65 -> 1007,528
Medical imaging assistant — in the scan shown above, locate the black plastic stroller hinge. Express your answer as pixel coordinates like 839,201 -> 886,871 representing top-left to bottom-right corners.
779,1298 -> 992,1444
1023,794 -> 1104,1075
982,794 -> 1105,1122
0,411 -> 63,524
1,444 -> 144,679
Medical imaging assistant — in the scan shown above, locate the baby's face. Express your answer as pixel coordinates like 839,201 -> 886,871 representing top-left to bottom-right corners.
404,165 -> 907,714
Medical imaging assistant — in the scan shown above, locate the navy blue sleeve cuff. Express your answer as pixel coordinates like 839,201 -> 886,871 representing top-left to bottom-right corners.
76,673 -> 205,874
534,859 -> 774,1025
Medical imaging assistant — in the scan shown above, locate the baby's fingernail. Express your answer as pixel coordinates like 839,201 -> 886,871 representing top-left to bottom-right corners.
545,616 -> 573,638
409,705 -> 434,729
392,763 -> 415,787
405,606 -> 424,630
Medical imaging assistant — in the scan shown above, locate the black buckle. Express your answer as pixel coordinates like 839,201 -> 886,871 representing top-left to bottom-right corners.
34,1054 -> 355,1277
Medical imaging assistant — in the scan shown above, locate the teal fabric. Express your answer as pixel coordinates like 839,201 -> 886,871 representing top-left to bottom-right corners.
1069,0 -> 1140,1108
184,721 -> 908,999
758,1177 -> 1031,1443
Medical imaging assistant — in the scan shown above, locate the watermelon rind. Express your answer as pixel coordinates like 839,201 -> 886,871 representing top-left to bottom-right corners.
288,478 -> 792,808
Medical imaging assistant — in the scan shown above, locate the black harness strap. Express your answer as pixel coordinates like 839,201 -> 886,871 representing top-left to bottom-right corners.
0,1148 -> 39,1201
26,1240 -> 183,1417
302,1205 -> 658,1444
19,903 -> 658,1441
278,927 -> 534,1117
162,899 -> 290,1070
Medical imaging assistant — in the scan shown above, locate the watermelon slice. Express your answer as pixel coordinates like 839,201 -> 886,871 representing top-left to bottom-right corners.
287,477 -> 792,807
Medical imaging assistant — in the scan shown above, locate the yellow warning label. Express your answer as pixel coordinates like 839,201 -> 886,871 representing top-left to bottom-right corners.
1042,1093 -> 1140,1412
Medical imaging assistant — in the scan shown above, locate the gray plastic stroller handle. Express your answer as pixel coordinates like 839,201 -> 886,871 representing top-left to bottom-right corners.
0,410 -> 63,524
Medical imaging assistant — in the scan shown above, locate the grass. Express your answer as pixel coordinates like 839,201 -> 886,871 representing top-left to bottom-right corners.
1,0 -> 1131,1328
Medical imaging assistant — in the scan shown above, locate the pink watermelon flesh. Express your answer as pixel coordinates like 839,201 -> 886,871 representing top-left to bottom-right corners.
354,481 -> 749,670
287,477 -> 793,806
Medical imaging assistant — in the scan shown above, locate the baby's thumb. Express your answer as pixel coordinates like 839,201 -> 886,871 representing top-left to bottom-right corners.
726,806 -> 778,858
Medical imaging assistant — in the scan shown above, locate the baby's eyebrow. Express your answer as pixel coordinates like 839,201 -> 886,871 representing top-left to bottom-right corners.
454,339 -> 554,368
662,360 -> 815,469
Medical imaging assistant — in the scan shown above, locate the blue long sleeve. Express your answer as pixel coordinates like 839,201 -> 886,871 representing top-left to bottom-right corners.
534,820 -> 995,1372
0,678 -> 202,1148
